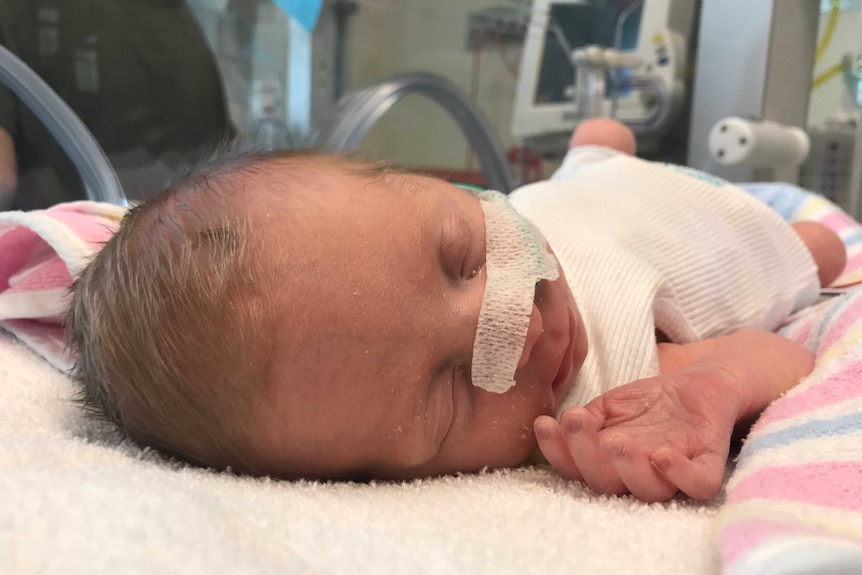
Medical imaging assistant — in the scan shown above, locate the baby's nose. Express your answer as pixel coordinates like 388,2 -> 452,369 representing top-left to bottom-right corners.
517,302 -> 544,369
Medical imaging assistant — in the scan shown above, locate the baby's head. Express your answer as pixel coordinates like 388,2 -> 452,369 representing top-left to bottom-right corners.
68,150 -> 586,480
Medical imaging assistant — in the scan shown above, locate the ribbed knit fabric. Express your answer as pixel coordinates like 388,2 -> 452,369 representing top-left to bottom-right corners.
510,147 -> 819,410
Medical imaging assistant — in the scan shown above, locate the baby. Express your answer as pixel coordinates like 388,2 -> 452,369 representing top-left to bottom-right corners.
67,119 -> 846,503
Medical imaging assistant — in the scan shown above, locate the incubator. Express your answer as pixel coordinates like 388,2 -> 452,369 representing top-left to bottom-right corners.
2,0 -> 862,215
0,44 -> 123,206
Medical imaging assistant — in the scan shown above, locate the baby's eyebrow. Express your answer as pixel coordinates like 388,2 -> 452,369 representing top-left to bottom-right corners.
408,174 -> 435,194
193,227 -> 241,249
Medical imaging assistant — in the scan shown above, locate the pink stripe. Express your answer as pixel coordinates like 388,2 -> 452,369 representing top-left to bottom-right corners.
0,226 -> 39,289
5,259 -> 72,294
728,461 -> 862,509
782,320 -> 812,346
45,208 -> 118,247
754,358 -> 862,425
818,295 -> 862,353
719,518 -> 788,566
719,517 -> 862,567
821,211 -> 860,232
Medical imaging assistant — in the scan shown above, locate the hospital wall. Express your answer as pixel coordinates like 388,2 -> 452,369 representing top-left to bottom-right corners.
347,0 -> 521,173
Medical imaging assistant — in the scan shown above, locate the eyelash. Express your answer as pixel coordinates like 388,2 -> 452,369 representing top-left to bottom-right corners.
452,363 -> 463,381
459,248 -> 472,278
452,363 -> 471,393
460,245 -> 485,279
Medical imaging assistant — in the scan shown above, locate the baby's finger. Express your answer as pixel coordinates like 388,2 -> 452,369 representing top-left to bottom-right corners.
534,416 -> 583,481
580,396 -> 608,429
561,408 -> 627,495
651,449 -> 727,501
604,438 -> 678,503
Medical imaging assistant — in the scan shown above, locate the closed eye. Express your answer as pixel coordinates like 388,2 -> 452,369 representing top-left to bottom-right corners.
440,210 -> 485,281
439,212 -> 471,280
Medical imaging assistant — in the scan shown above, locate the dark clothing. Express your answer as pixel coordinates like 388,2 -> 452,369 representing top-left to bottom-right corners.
0,0 -> 235,209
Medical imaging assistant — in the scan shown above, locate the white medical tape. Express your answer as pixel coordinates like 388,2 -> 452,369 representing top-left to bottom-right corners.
471,190 -> 559,394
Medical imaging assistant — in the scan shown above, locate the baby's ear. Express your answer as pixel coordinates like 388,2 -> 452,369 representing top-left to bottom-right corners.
569,118 -> 637,156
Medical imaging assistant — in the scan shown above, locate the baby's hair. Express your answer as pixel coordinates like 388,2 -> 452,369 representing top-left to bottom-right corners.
67,147 -> 391,472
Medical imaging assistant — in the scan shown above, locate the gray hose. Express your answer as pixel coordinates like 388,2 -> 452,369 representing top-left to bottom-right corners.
0,44 -> 126,206
624,75 -> 672,135
323,72 -> 515,193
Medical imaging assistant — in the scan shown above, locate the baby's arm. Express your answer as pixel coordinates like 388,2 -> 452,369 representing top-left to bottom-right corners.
534,329 -> 813,502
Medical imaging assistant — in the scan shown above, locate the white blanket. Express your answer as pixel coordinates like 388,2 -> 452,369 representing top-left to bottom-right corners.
0,331 -> 721,574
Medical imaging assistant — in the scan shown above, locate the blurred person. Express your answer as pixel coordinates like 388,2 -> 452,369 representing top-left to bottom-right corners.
0,0 -> 235,209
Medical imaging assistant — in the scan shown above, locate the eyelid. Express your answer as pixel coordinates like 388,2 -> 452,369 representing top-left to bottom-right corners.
440,212 -> 472,280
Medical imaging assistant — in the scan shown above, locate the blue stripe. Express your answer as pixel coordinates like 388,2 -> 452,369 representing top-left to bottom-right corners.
815,293 -> 853,339
843,233 -> 862,248
738,410 -> 862,464
778,293 -> 852,350
739,182 -> 812,222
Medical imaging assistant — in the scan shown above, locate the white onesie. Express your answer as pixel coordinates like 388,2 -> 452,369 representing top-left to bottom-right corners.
508,147 -> 819,412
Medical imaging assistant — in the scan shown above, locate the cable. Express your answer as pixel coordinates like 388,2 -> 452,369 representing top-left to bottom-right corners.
611,0 -> 643,118
494,31 -> 520,78
815,0 -> 840,65
613,0 -> 643,52
813,61 -> 843,90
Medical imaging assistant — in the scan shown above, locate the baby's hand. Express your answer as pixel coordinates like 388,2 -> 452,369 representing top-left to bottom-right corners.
534,368 -> 740,502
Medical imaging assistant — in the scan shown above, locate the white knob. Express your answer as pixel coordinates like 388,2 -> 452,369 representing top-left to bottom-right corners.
708,117 -> 810,167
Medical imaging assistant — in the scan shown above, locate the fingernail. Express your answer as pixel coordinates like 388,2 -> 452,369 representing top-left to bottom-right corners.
652,456 -> 671,472
563,417 -> 581,435
535,426 -> 550,441
607,442 -> 625,457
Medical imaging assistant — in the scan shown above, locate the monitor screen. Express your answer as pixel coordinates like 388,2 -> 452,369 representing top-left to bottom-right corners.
534,2 -> 642,105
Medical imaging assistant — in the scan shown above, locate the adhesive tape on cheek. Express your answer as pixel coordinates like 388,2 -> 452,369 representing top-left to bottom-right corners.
471,190 -> 559,394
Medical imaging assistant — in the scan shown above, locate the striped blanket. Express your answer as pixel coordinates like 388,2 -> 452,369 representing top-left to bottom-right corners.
717,185 -> 862,574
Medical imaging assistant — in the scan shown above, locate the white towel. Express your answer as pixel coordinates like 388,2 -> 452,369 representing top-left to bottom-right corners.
0,331 -> 721,575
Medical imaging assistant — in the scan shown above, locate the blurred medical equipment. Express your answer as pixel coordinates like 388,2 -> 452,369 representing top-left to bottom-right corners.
322,72 -> 515,193
688,0 -> 862,221
687,1 -> 820,186
841,54 -> 862,219
708,118 -> 811,169
800,123 -> 855,203
251,80 -> 292,150
0,44 -> 124,206
511,0 -> 696,156
188,0 -> 333,148
804,1 -> 861,206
